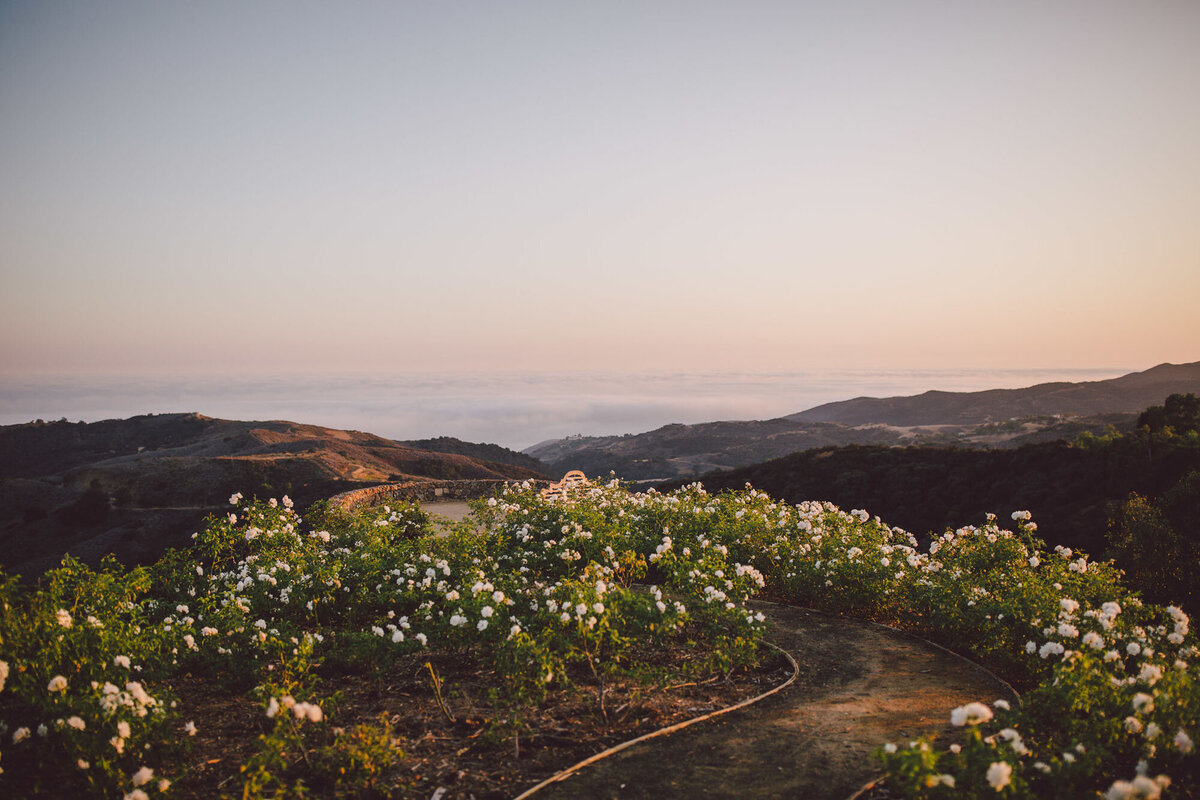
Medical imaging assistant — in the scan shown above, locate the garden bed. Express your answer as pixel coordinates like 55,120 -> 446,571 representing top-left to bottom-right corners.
170,644 -> 793,799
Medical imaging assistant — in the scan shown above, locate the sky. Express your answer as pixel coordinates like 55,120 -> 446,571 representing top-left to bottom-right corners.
1,0 -> 1198,378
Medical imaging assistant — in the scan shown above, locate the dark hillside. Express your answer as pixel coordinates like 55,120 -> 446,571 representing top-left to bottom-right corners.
0,413 -> 214,478
672,437 -> 1200,558
528,420 -> 922,480
400,436 -> 550,476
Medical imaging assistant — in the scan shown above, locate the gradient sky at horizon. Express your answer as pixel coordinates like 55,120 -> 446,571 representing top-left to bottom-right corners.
2,1 -> 1198,377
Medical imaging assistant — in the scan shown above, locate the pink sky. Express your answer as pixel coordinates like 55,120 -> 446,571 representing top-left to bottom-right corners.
2,2 -> 1197,376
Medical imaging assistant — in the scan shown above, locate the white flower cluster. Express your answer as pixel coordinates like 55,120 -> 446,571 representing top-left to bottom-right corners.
950,702 -> 994,727
16,485 -> 1181,798
1105,773 -> 1171,799
266,695 -> 323,723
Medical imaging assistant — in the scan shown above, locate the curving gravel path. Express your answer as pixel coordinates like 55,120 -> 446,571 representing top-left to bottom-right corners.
525,601 -> 1016,800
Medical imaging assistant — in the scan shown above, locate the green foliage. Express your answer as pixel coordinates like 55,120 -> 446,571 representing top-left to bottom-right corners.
306,715 -> 407,799
0,556 -> 176,798
1138,393 -> 1200,435
237,693 -> 325,800
2,480 -> 1197,798
1160,469 -> 1200,539
1107,493 -> 1198,607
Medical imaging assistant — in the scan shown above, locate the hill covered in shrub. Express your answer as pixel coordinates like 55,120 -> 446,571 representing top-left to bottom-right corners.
673,395 -> 1200,608
0,414 -> 544,577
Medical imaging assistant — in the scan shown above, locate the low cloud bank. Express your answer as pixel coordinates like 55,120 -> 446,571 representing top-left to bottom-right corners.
0,368 -> 1127,451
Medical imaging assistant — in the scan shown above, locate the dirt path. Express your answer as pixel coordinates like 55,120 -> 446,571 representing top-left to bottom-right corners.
418,500 -> 475,537
419,500 -> 473,523
526,601 -> 1015,800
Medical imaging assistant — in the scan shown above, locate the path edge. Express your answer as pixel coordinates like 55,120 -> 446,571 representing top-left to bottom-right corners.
514,599 -> 1023,800
750,599 -> 1024,707
749,600 -> 1024,800
512,641 -> 800,800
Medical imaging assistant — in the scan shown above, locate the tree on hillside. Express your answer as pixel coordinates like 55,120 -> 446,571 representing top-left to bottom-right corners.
1160,469 -> 1200,538
1106,487 -> 1199,608
1137,392 -> 1200,434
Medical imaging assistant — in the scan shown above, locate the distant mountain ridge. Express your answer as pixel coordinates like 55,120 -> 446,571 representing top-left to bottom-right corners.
525,361 -> 1200,480
789,362 -> 1200,426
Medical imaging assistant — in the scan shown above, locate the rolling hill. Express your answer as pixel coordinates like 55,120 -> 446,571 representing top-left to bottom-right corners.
0,413 -> 546,576
789,361 -> 1200,426
525,362 -> 1200,480
399,435 -> 549,476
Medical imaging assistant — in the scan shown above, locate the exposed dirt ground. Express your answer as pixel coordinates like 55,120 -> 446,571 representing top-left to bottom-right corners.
168,640 -> 792,800
526,601 -> 1016,800
420,500 -> 475,526
162,600 -> 1013,800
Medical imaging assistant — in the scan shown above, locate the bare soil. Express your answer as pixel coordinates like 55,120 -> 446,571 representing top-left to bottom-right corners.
165,600 -> 1014,799
420,500 -> 475,526
168,640 -> 793,800
526,602 -> 1016,800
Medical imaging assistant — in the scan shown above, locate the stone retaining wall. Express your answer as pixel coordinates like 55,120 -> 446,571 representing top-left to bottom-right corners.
328,478 -> 551,512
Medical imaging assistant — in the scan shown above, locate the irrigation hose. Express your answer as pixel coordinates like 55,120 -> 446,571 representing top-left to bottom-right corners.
513,641 -> 800,799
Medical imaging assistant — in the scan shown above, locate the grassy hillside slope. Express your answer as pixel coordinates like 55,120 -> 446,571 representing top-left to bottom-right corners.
0,413 -> 543,576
